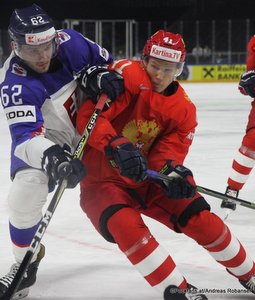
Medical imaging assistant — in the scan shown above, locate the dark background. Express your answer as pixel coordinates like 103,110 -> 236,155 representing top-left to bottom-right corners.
0,0 -> 254,29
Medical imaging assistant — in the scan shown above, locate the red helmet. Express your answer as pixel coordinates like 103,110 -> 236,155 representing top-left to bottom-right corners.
143,30 -> 186,63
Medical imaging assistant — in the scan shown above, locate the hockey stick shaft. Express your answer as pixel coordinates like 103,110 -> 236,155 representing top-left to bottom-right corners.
3,94 -> 108,300
146,169 -> 255,210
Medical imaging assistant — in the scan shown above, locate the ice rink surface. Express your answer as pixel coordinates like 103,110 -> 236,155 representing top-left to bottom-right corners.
1,82 -> 255,299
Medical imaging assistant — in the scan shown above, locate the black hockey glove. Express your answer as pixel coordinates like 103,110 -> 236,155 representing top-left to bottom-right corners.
158,160 -> 196,199
42,144 -> 86,192
78,65 -> 124,102
238,70 -> 255,97
220,186 -> 238,211
104,136 -> 147,182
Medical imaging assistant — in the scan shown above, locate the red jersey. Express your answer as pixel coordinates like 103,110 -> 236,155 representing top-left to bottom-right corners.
246,35 -> 255,70
76,59 -> 197,188
227,36 -> 255,190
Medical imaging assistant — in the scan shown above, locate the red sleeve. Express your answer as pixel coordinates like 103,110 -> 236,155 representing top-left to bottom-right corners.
246,36 -> 255,70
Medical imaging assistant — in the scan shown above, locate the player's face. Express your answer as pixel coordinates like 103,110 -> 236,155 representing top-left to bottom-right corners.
144,57 -> 181,93
13,41 -> 55,73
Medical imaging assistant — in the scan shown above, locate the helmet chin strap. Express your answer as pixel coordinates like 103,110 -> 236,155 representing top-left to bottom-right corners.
11,42 -> 28,62
12,42 -> 21,58
175,62 -> 185,77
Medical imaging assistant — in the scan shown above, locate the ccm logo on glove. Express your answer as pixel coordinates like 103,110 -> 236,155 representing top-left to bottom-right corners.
78,65 -> 124,103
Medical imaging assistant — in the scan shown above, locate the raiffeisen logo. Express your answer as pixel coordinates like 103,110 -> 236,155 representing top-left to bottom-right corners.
150,45 -> 182,62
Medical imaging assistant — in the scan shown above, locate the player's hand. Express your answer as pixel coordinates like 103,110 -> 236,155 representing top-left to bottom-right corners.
159,160 -> 196,199
42,144 -> 86,192
238,70 -> 255,97
78,66 -> 124,103
104,136 -> 147,182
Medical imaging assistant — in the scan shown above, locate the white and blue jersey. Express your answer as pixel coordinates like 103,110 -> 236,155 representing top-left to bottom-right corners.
0,28 -> 113,178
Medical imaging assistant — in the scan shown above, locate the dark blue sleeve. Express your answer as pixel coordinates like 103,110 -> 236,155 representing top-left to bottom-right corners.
57,29 -> 114,74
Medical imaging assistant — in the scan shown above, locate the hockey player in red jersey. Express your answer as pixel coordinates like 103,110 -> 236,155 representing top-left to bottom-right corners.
77,30 -> 255,299
222,35 -> 255,212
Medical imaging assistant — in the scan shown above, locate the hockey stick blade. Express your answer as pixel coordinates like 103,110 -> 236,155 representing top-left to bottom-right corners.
146,169 -> 255,210
1,93 -> 108,300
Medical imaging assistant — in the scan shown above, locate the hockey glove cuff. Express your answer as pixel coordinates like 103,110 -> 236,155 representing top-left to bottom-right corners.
104,136 -> 147,182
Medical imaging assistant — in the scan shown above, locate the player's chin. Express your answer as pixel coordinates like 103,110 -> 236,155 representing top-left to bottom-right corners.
152,84 -> 162,93
35,64 -> 50,74
153,86 -> 165,94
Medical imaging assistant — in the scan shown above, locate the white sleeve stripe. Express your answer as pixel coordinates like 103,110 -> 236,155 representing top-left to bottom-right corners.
229,169 -> 250,183
208,236 -> 240,261
235,151 -> 255,168
134,245 -> 169,276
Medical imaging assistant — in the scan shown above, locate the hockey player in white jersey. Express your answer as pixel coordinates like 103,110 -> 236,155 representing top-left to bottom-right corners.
0,4 -> 124,299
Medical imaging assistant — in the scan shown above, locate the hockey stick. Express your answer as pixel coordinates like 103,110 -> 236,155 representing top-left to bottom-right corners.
1,93 -> 108,300
146,169 -> 255,210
